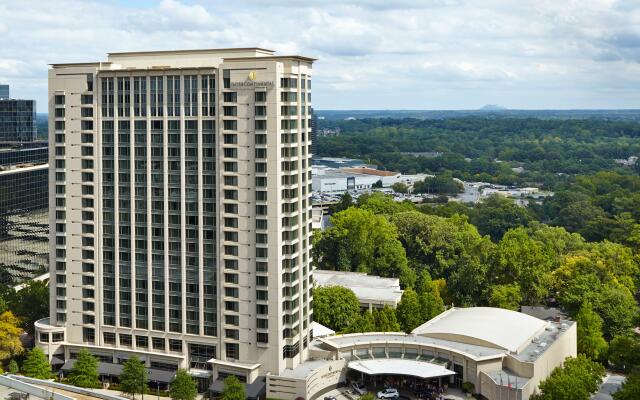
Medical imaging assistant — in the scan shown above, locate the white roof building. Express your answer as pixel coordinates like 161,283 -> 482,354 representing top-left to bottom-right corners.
313,270 -> 404,309
267,307 -> 577,400
412,307 -> 548,353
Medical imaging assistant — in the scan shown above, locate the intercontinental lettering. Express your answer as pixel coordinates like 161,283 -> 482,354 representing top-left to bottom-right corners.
230,80 -> 275,89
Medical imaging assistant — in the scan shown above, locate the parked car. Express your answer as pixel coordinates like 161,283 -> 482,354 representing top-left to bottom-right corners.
352,382 -> 367,395
324,396 -> 337,400
377,388 -> 400,399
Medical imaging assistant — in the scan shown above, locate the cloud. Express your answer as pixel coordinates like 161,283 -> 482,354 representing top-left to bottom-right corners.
1,0 -> 640,109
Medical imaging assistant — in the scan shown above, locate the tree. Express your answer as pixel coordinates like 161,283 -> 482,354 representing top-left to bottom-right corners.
470,195 -> 535,241
391,182 -> 408,194
607,335 -> 640,372
356,191 -> 414,215
221,375 -> 245,400
360,394 -> 375,400
6,280 -> 50,334
345,311 -> 376,334
388,211 -> 493,283
22,347 -> 51,379
488,284 -> 522,311
330,192 -> 354,214
416,271 -> 444,320
490,228 -> 554,305
575,302 -> 607,361
613,371 -> 640,400
169,369 -> 197,400
414,172 -> 463,195
312,208 -> 413,286
373,306 -> 401,332
312,286 -> 360,332
67,349 -> 101,388
535,355 -> 604,400
396,289 -> 423,333
120,356 -> 147,400
0,311 -> 24,361
8,359 -> 19,374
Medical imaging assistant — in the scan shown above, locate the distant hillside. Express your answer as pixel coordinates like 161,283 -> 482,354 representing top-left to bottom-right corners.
316,109 -> 640,121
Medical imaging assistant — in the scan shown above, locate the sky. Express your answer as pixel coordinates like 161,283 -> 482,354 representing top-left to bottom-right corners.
1,0 -> 640,111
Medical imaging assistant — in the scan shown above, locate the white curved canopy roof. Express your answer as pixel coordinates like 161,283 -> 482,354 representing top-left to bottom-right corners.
412,307 -> 548,353
348,359 -> 455,379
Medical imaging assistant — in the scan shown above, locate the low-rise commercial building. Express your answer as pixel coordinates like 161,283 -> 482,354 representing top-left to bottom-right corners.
313,270 -> 404,310
312,166 -> 401,193
267,307 -> 576,400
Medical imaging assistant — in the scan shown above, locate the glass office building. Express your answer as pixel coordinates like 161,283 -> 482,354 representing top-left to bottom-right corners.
0,164 -> 49,285
0,85 -> 9,99
0,99 -> 37,142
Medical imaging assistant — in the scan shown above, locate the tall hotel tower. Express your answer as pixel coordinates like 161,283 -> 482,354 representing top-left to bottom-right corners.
37,48 -> 315,392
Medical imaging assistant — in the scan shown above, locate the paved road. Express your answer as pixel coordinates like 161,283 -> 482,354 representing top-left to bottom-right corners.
592,374 -> 625,400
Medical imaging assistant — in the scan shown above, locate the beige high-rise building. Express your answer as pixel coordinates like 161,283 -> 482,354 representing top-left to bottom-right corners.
36,48 -> 315,394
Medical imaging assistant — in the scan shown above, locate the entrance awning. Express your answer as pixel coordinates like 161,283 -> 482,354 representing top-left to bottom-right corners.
348,359 -> 456,379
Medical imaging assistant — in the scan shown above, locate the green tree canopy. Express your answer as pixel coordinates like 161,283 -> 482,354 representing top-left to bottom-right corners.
345,311 -> 376,334
391,182 -> 409,194
607,335 -> 640,373
119,356 -> 147,400
416,271 -> 444,321
7,359 -> 19,374
413,172 -> 463,195
488,284 -> 522,311
22,347 -> 51,379
490,227 -> 554,305
169,369 -> 197,400
312,286 -> 360,332
470,195 -> 535,241
221,375 -> 245,400
535,355 -> 605,400
373,306 -> 401,332
388,211 -> 493,281
396,289 -> 423,333
5,280 -> 49,334
330,192 -> 354,214
312,207 -> 414,287
575,301 -> 607,361
554,255 -> 638,340
356,192 -> 415,215
68,349 -> 101,388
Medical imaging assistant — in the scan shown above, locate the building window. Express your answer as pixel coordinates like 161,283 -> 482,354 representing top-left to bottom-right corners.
189,344 -> 215,370
104,332 -> 116,345
225,343 -> 239,360
169,339 -> 183,352
119,334 -> 132,346
152,337 -> 165,350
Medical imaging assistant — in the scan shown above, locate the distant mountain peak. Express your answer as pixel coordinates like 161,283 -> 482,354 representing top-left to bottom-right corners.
480,104 -> 507,111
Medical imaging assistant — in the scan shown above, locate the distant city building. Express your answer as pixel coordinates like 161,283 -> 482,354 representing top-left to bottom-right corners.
0,84 -> 9,99
0,98 -> 37,142
0,144 -> 48,166
0,163 -> 49,285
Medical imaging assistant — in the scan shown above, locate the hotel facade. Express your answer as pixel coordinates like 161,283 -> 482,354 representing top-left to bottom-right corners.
36,48 -> 315,392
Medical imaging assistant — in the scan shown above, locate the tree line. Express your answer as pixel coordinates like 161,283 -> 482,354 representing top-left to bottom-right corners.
312,192 -> 640,398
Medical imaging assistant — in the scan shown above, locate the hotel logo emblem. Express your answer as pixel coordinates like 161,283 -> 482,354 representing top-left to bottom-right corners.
248,71 -> 257,81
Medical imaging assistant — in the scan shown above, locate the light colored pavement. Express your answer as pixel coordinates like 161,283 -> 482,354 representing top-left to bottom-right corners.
0,385 -> 32,400
592,374 -> 625,400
